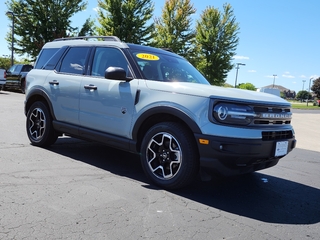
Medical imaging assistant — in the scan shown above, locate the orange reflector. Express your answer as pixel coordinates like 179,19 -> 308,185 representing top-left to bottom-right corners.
199,139 -> 209,145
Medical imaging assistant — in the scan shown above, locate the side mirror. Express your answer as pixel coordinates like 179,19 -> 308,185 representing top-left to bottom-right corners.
105,67 -> 132,81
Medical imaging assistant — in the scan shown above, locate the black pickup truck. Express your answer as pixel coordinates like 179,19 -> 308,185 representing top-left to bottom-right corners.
4,64 -> 33,93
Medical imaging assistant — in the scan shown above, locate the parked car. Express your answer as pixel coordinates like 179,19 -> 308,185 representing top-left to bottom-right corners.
4,64 -> 33,93
24,36 -> 296,189
0,69 -> 5,90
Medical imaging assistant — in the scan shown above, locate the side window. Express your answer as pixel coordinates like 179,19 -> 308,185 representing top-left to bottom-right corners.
91,47 -> 129,77
14,65 -> 23,74
21,65 -> 33,72
43,47 -> 67,70
59,47 -> 90,75
34,48 -> 59,69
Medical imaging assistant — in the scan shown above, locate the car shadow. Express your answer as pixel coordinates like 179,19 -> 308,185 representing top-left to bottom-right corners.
46,136 -> 320,225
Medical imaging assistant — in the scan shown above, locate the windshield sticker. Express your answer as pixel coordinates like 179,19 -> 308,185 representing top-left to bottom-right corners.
136,53 -> 160,61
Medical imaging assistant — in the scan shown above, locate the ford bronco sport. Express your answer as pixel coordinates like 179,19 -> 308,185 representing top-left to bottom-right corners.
25,36 -> 296,189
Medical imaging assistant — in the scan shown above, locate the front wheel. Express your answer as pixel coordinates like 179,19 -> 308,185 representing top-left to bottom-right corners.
140,122 -> 199,189
26,101 -> 58,147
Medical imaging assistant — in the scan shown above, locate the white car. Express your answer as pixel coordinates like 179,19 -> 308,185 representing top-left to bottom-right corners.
25,36 -> 296,189
0,69 -> 6,90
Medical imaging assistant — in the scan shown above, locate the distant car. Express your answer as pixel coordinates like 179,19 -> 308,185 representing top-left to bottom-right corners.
0,69 -> 6,90
3,64 -> 33,93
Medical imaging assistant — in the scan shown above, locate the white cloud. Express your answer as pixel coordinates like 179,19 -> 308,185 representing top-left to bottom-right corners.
248,70 -> 256,73
282,74 -> 295,79
300,75 -> 307,78
93,7 -> 99,12
266,75 -> 278,78
233,55 -> 249,60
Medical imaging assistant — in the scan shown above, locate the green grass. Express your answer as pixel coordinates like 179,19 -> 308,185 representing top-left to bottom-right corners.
288,100 -> 320,109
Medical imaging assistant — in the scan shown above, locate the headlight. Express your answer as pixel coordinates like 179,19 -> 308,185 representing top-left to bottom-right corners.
212,103 -> 255,126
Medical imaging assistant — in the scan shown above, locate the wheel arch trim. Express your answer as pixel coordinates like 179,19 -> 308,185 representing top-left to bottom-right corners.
132,106 -> 202,141
25,88 -> 56,120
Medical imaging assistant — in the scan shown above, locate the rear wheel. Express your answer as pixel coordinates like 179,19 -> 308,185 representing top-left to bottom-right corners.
26,101 -> 58,147
140,122 -> 199,189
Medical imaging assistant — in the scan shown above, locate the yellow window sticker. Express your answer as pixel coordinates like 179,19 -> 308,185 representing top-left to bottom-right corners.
136,53 -> 159,61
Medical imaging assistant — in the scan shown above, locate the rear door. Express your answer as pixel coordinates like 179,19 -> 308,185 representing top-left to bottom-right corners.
45,47 -> 91,125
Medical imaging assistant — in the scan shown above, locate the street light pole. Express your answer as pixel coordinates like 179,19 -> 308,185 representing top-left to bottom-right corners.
272,74 -> 277,88
6,11 -> 15,67
307,77 -> 314,106
234,63 -> 246,88
302,80 -> 306,91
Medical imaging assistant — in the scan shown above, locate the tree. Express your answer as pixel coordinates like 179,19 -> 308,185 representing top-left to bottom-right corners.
311,77 -> 320,99
96,0 -> 154,44
195,4 -> 239,86
296,90 -> 312,101
0,57 -> 12,69
5,0 -> 87,59
152,0 -> 196,62
224,82 -> 233,88
77,18 -> 96,36
238,82 -> 256,91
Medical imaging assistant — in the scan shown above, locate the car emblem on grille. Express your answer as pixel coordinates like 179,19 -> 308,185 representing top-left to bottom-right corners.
261,113 -> 291,119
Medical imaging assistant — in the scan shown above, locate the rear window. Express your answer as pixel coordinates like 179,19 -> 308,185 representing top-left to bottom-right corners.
34,48 -> 59,69
21,65 -> 33,72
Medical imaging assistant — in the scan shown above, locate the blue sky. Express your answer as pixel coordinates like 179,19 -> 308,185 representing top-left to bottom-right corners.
1,0 -> 319,93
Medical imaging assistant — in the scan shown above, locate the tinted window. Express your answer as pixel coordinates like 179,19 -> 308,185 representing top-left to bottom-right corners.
21,65 -> 33,72
59,47 -> 90,75
43,47 -> 67,70
91,47 -> 129,77
8,64 -> 22,73
34,48 -> 59,69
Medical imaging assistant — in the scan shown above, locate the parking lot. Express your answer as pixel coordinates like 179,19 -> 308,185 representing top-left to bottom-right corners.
0,91 -> 319,240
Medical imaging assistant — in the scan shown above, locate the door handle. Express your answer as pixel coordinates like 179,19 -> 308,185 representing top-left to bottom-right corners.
49,80 -> 59,85
84,84 -> 97,90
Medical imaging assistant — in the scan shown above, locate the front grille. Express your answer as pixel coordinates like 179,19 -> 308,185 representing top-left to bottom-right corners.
262,130 -> 293,140
254,120 -> 291,125
252,106 -> 292,126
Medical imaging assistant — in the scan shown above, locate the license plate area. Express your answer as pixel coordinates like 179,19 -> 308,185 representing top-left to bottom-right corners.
275,141 -> 288,157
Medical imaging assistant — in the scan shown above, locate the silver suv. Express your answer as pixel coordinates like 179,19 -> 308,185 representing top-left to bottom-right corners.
25,36 -> 296,189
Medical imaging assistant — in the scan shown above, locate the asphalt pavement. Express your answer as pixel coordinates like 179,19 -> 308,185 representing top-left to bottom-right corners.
0,91 -> 319,240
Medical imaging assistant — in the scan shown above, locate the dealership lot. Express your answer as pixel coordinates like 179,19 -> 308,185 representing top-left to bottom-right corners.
0,91 -> 319,240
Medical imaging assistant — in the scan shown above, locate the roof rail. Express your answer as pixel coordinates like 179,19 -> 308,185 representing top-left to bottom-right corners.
160,48 -> 174,52
53,36 -> 121,42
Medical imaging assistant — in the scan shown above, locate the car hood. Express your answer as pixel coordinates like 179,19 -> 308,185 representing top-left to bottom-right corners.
145,81 -> 290,105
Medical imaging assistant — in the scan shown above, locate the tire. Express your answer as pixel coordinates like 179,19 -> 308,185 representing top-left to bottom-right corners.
26,101 -> 58,147
140,122 -> 199,189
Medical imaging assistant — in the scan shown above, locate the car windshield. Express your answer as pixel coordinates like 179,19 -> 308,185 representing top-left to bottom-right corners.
130,49 -> 210,85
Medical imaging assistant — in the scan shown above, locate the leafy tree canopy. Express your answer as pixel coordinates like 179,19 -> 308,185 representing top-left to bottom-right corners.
238,82 -> 256,91
296,90 -> 312,100
311,77 -> 320,99
195,4 -> 239,85
5,0 -> 87,60
152,0 -> 196,62
96,0 -> 154,44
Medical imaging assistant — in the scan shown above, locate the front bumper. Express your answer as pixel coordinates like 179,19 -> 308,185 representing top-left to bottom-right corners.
195,133 -> 296,176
